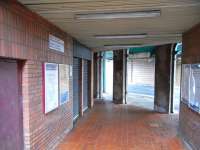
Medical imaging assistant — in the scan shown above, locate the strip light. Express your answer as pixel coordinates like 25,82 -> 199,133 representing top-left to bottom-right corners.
95,34 -> 147,39
75,10 -> 161,20
94,33 -> 181,39
104,44 -> 142,49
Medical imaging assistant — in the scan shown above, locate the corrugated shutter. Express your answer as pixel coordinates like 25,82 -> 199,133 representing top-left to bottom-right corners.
127,58 -> 155,86
73,58 -> 81,120
83,60 -> 89,111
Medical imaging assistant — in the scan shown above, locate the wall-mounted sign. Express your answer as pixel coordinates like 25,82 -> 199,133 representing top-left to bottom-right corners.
43,63 -> 59,114
59,64 -> 69,105
49,34 -> 64,53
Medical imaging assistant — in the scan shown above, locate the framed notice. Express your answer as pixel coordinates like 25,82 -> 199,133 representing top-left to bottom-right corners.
49,34 -> 64,53
43,63 -> 59,114
181,64 -> 200,113
59,64 -> 69,105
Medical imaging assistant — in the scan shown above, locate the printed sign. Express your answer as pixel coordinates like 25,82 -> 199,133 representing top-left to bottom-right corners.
43,63 -> 59,114
49,34 -> 64,53
59,64 -> 69,105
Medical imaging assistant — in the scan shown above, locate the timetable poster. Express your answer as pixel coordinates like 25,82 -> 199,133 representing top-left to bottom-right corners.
59,64 -> 69,105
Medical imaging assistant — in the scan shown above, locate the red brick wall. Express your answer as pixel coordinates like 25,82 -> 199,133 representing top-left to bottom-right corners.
180,23 -> 200,150
0,1 -> 73,149
179,103 -> 200,150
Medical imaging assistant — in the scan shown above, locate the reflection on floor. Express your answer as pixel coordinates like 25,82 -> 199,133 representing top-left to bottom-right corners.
126,93 -> 154,110
102,92 -> 113,101
127,84 -> 180,113
126,84 -> 154,110
57,100 -> 184,150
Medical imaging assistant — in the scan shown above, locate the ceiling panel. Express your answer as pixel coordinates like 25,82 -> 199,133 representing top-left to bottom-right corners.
18,0 -> 200,51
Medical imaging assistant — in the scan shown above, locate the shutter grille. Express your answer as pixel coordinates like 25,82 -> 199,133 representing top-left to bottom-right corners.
73,58 -> 81,119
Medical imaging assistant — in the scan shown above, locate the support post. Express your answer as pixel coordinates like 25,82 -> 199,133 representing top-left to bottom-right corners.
154,44 -> 172,113
113,50 -> 124,104
97,52 -> 102,99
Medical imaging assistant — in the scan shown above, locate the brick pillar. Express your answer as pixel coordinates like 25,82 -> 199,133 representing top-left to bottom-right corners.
97,52 -> 102,99
113,50 -> 124,104
93,53 -> 98,98
154,44 -> 172,113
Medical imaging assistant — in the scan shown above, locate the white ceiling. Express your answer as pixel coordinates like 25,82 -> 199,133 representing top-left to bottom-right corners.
18,0 -> 200,51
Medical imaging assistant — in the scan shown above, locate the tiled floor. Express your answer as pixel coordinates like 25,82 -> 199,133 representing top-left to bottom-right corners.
57,100 -> 185,150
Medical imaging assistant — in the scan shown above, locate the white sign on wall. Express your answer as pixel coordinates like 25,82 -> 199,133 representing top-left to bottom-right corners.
44,63 -> 59,114
49,34 -> 65,53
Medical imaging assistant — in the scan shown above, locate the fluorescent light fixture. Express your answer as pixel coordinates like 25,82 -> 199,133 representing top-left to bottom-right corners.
75,10 -> 161,20
104,44 -> 142,49
95,34 -> 147,39
150,33 -> 182,37
94,33 -> 181,39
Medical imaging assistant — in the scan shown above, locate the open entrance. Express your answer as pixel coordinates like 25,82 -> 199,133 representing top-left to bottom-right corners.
101,51 -> 113,101
0,58 -> 24,150
126,47 -> 155,110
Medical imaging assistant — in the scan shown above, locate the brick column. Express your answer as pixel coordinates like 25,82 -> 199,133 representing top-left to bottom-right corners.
113,50 -> 125,104
154,44 -> 172,113
96,52 -> 102,99
93,53 -> 98,98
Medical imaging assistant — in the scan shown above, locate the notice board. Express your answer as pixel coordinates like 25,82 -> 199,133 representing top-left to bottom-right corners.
43,63 -> 59,114
181,64 -> 200,112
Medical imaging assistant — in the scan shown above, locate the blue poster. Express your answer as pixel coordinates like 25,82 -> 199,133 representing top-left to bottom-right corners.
59,64 -> 69,105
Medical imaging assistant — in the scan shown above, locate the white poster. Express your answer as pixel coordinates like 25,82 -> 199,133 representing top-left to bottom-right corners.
44,63 -> 59,113
49,34 -> 64,53
59,64 -> 69,105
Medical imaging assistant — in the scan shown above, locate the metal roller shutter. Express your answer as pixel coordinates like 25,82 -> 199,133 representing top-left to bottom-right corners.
127,58 -> 155,86
83,60 -> 89,111
73,58 -> 81,120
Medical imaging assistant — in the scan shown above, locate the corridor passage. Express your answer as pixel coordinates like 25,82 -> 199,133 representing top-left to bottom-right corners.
57,101 -> 184,150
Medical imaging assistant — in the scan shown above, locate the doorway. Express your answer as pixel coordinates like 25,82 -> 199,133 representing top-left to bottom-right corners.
0,58 -> 23,150
73,57 -> 81,120
83,59 -> 89,112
